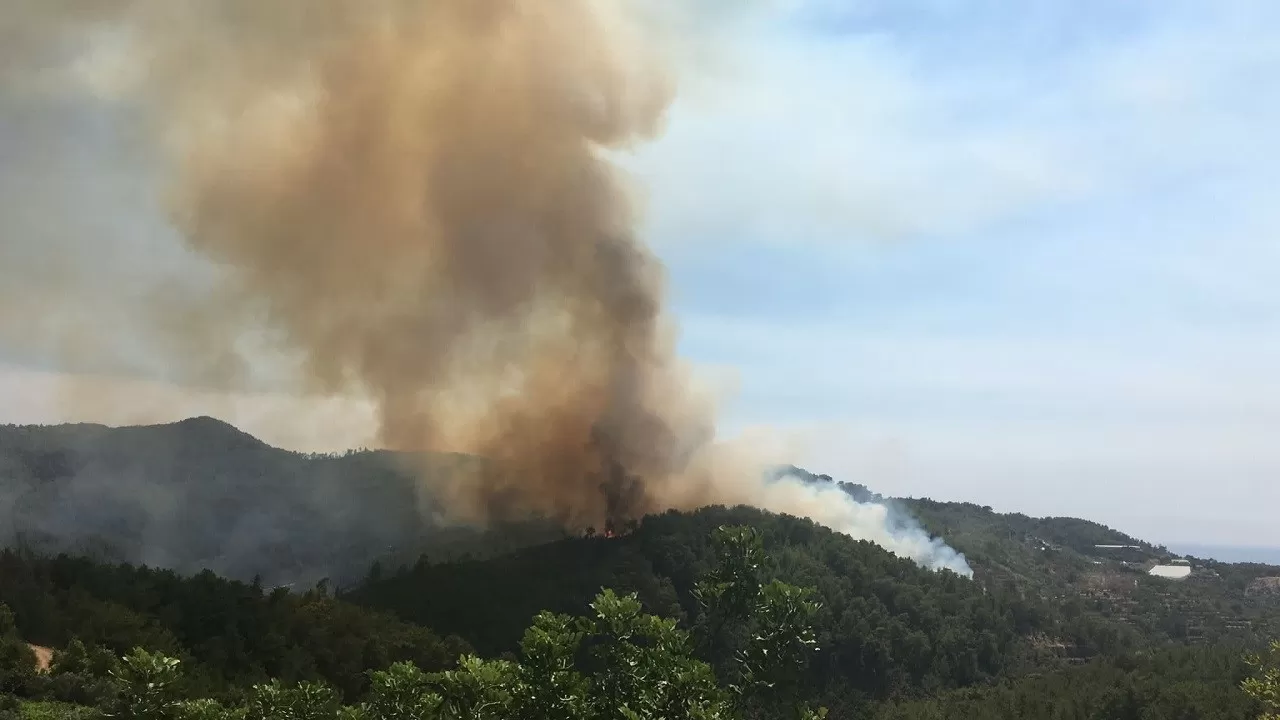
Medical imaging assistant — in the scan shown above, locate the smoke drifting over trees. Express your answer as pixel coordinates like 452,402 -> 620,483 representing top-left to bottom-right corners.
0,1 -> 971,574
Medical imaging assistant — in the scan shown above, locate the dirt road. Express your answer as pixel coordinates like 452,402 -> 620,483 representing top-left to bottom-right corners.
28,644 -> 52,672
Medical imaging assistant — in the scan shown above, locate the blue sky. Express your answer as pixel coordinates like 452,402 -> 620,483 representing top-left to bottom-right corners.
622,0 -> 1280,546
2,0 -> 1278,547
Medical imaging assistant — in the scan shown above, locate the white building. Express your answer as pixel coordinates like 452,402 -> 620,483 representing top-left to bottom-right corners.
1148,564 -> 1192,579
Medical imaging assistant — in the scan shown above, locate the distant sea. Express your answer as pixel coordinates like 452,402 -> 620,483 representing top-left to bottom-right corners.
1171,544 -> 1280,565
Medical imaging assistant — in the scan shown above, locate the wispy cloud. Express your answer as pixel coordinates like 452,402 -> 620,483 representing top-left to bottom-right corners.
629,0 -> 1280,545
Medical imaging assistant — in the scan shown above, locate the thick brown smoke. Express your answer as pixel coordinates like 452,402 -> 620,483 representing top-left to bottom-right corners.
0,0 -> 741,529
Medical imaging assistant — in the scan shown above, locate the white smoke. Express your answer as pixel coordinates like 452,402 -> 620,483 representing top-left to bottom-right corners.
761,472 -> 974,577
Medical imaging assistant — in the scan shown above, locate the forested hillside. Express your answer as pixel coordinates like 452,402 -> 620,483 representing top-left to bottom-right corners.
2,519 -> 1273,719
0,418 -> 563,588
0,549 -> 470,699
346,504 -> 1280,715
1,419 -> 1278,718
872,644 -> 1264,720
903,499 -> 1280,645
351,506 -> 1022,703
0,519 -> 1274,719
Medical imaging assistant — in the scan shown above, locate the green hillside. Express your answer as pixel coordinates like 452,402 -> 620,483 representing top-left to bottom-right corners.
904,499 -> 1280,646
0,419 -> 1277,718
0,549 -> 470,700
0,418 -> 545,588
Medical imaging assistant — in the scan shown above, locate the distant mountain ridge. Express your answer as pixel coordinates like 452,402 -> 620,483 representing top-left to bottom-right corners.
0,416 -> 542,587
1,417 -> 1274,604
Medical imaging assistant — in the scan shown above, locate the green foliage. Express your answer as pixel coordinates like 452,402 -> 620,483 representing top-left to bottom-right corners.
108,648 -> 183,720
738,581 -> 821,701
0,552 -> 470,698
693,526 -> 822,718
354,587 -> 738,719
0,604 -> 36,695
696,525 -> 768,631
581,589 -> 729,719
906,499 -> 1280,648
345,504 -> 1280,716
512,613 -> 586,719
50,640 -> 117,680
10,700 -> 104,720
1243,641 -> 1280,720
350,524 -> 822,719
51,526 -> 824,720
427,655 -> 518,719
243,680 -> 341,720
351,506 -> 1033,709
877,643 -> 1262,720
1,486 -> 1277,718
360,662 -> 441,719
173,698 -> 244,720
36,639 -> 119,708
32,671 -> 116,710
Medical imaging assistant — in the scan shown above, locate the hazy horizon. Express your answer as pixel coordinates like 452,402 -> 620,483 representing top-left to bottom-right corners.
3,409 -> 1275,561
1169,543 -> 1280,565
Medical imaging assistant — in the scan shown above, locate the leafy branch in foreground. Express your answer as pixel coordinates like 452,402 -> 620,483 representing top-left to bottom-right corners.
1244,640 -> 1280,720
695,525 -> 825,719
102,526 -> 826,720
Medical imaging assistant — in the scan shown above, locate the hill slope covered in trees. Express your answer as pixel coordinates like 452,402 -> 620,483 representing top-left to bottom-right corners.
0,514 -> 1273,719
1,418 -> 1278,718
0,418 -> 565,588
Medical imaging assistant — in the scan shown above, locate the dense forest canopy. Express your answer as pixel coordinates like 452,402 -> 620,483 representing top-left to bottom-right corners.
1,419 -> 1278,718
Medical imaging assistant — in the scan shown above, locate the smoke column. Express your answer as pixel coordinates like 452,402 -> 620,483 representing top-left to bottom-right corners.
0,0 -> 971,575
765,472 -> 973,576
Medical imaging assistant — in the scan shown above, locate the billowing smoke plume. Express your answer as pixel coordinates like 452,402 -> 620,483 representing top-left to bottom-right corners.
767,472 -> 973,576
0,0 -> 971,575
